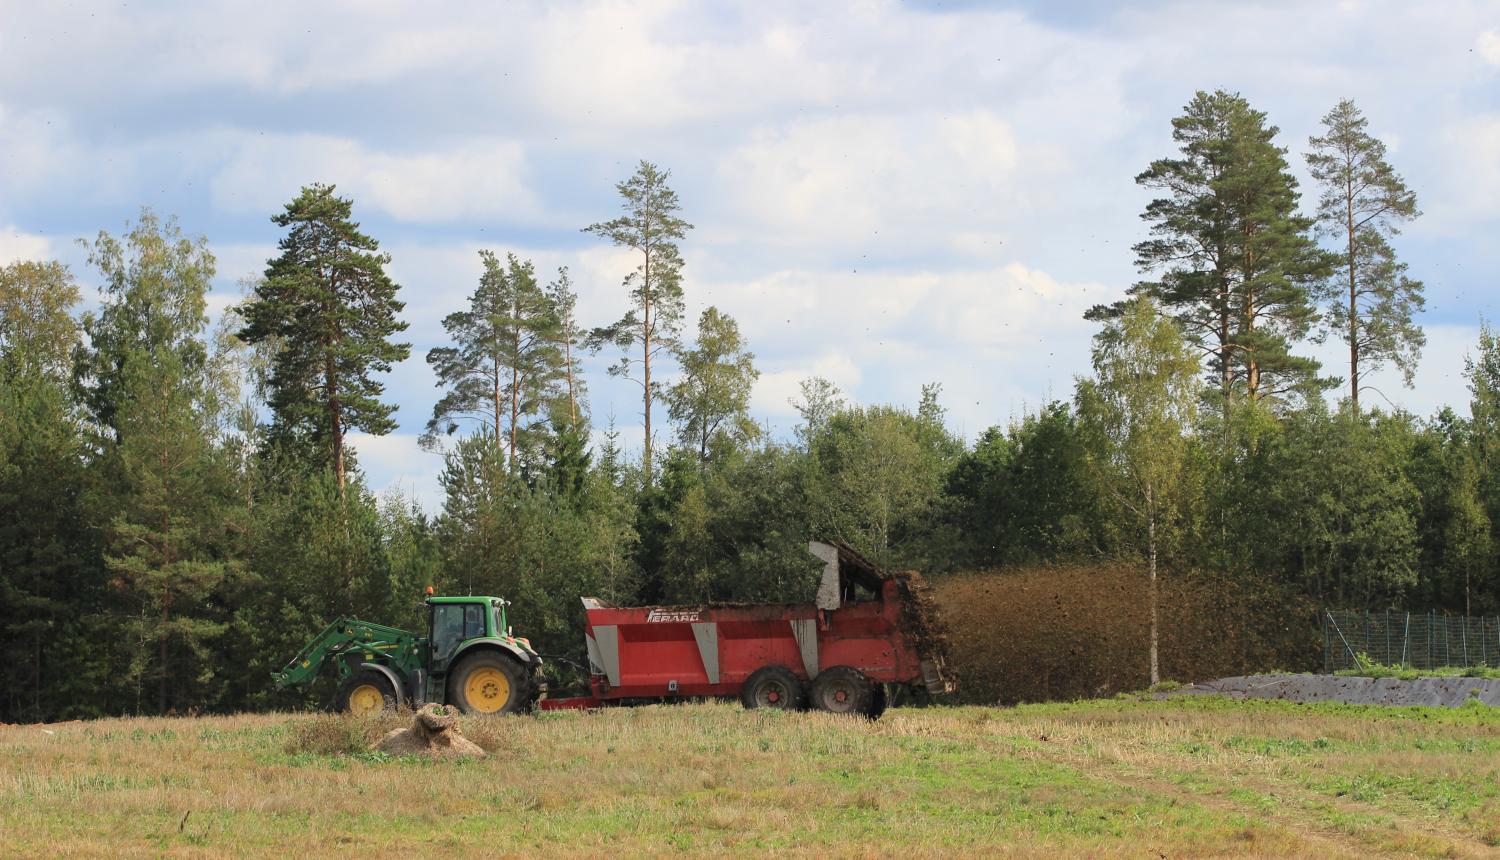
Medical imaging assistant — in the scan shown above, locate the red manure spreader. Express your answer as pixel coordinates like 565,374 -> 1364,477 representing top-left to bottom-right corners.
541,540 -> 954,718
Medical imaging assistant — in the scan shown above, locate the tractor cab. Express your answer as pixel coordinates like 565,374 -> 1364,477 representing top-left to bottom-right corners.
420,595 -> 539,714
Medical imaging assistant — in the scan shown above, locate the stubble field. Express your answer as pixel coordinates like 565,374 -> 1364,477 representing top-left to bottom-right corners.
2,698 -> 1497,858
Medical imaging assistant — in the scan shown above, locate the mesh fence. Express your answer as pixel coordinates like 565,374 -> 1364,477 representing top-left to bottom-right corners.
1323,610 -> 1500,672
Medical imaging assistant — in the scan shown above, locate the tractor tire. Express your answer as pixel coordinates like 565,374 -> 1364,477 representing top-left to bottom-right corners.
448,651 -> 532,715
741,665 -> 807,711
337,669 -> 399,716
809,666 -> 875,716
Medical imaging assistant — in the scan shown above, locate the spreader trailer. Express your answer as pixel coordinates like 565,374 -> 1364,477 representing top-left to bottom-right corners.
540,540 -> 954,717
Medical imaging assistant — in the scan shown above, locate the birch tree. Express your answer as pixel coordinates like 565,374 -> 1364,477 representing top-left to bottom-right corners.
1077,298 -> 1200,685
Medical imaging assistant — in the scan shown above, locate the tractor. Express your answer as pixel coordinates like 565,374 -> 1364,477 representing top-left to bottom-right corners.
273,594 -> 544,715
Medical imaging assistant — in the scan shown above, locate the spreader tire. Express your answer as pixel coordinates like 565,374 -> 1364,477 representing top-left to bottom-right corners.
809,666 -> 875,716
449,651 -> 532,715
741,665 -> 807,711
337,669 -> 398,716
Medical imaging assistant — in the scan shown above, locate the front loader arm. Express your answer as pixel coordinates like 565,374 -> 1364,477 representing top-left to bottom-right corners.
272,617 -> 419,689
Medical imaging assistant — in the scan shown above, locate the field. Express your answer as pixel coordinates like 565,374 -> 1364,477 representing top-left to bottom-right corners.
3,699 -> 1498,858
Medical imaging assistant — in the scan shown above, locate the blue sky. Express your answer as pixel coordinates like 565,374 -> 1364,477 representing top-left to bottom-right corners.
3,0 -> 1499,510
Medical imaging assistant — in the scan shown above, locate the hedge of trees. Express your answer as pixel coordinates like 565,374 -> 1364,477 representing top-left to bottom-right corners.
2,93 -> 1496,720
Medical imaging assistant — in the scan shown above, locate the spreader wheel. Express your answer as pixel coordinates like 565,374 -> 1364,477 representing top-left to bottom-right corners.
741,665 -> 807,711
809,666 -> 875,716
337,669 -> 398,716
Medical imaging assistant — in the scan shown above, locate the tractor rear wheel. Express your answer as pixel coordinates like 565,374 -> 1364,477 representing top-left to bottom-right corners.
809,666 -> 874,716
337,669 -> 398,716
741,665 -> 806,711
449,652 -> 531,715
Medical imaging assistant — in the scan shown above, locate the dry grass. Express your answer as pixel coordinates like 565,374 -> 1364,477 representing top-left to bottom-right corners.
2,698 -> 1496,858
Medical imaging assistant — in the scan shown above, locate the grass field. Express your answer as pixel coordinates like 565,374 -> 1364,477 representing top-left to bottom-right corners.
3,698 -> 1498,858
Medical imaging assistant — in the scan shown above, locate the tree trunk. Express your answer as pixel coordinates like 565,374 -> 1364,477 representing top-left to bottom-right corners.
1347,173 -> 1360,413
641,243 -> 654,487
1148,494 -> 1161,686
159,431 -> 173,714
493,350 -> 503,450
327,354 -> 345,500
509,343 -> 520,470
563,320 -> 578,428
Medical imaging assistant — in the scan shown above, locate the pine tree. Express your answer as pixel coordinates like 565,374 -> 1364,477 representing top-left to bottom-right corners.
1307,98 -> 1425,411
1107,91 -> 1331,409
238,184 -> 410,494
546,266 -> 587,432
666,307 -> 759,466
426,252 -> 565,467
584,161 -> 693,485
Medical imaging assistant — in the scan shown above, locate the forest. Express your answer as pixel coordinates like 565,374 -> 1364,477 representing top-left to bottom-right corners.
2,91 -> 1497,722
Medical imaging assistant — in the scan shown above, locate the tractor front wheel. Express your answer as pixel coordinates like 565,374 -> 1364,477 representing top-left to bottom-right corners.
337,669 -> 398,716
741,665 -> 807,711
809,666 -> 875,716
449,652 -> 531,715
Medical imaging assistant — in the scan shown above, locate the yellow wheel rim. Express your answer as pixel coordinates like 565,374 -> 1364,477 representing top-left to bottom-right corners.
348,683 -> 385,715
464,667 -> 511,713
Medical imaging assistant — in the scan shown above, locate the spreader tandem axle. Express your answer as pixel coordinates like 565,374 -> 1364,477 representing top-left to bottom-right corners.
274,541 -> 952,718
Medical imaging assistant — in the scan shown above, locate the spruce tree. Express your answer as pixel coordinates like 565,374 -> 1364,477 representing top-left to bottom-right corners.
584,161 -> 693,485
239,184 -> 410,493
1307,98 -> 1425,411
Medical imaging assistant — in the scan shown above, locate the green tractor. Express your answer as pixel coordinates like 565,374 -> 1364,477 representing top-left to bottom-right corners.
273,595 -> 544,715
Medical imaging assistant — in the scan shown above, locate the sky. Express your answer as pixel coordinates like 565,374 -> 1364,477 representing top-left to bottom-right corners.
3,0 -> 1499,511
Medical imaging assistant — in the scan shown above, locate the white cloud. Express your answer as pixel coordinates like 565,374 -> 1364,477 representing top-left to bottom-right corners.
0,226 -> 51,264
752,351 -> 863,420
347,432 -> 446,512
211,134 -> 537,223
1428,114 -> 1500,228
1479,30 -> 1500,67
715,110 -> 1021,250
711,261 -> 1108,435
1308,322 -> 1481,418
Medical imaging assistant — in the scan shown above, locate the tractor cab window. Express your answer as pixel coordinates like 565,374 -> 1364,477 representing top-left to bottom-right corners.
431,603 -> 489,662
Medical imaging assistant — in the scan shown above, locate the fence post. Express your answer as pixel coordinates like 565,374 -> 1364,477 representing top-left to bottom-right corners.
1401,612 -> 1410,669
1384,610 -> 1391,664
1327,610 -> 1359,671
1462,615 -> 1470,667
1323,613 -> 1331,673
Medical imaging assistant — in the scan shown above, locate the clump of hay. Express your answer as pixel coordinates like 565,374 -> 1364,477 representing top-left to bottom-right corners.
374,703 -> 486,758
